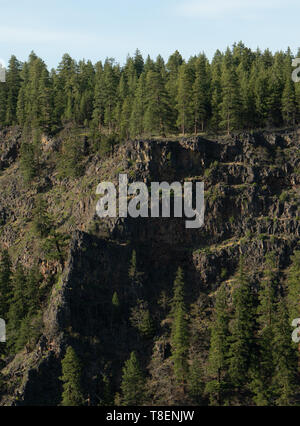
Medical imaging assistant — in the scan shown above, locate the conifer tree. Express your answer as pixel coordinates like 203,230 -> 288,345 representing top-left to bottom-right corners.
24,267 -> 42,316
220,59 -> 241,133
120,96 -> 132,139
192,54 -> 210,133
7,265 -> 27,352
170,267 -> 189,383
272,299 -> 298,406
210,50 -> 223,131
228,259 -> 258,392
5,55 -> 21,125
121,352 -> 145,406
133,49 -> 144,78
16,62 -> 29,126
130,299 -> 155,339
176,64 -> 194,135
282,75 -> 296,126
16,52 -> 51,129
267,52 -> 285,127
99,374 -> 114,406
286,250 -> 300,322
237,60 -> 256,129
32,195 -> 52,238
253,62 -> 271,128
103,59 -> 119,133
187,359 -> 204,405
75,59 -> 95,125
166,50 -> 183,124
112,292 -> 120,308
0,77 -> 7,126
55,53 -> 78,123
128,250 -> 143,299
38,68 -> 53,131
251,253 -> 278,405
60,346 -> 85,406
57,136 -> 84,178
0,250 -> 12,321
130,72 -> 146,137
206,284 -> 230,405
19,129 -> 42,184
144,70 -> 171,136
92,61 -> 105,130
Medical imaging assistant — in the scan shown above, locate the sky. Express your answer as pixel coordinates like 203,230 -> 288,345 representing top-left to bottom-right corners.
0,0 -> 300,69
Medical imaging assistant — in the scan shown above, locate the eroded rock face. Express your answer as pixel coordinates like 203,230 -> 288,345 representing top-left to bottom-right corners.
0,129 -> 299,405
0,128 -> 21,171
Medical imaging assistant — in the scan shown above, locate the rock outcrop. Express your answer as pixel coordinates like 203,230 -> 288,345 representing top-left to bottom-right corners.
0,128 -> 299,405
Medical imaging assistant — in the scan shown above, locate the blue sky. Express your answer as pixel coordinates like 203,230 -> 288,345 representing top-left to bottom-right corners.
0,0 -> 300,69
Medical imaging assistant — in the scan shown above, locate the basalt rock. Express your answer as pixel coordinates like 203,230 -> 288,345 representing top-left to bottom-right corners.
0,128 -> 299,405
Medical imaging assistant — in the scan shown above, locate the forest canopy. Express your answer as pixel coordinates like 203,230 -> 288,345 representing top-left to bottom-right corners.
0,42 -> 300,138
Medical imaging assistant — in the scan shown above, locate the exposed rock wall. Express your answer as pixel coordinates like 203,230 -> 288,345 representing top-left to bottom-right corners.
0,128 -> 299,405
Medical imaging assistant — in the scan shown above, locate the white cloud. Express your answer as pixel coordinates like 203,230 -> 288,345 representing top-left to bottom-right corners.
176,0 -> 296,18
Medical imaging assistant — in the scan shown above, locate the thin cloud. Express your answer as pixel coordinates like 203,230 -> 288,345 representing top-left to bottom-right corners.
176,0 -> 296,18
0,26 -> 97,44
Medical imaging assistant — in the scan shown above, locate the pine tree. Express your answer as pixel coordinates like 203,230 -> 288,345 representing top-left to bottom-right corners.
251,253 -> 278,405
57,136 -> 84,178
99,374 -> 114,406
188,359 -> 204,405
0,250 -> 12,320
228,259 -> 258,394
282,75 -> 296,126
120,96 -> 132,139
192,54 -> 210,133
92,61 -> 105,130
267,52 -> 285,127
144,70 -> 171,136
55,53 -> 78,123
272,299 -> 298,406
7,265 -> 27,352
32,195 -> 52,238
220,58 -> 241,134
237,61 -> 256,129
286,250 -> 300,321
206,284 -> 230,405
16,52 -> 52,129
60,346 -> 85,406
128,250 -> 143,299
170,267 -> 189,383
37,68 -> 53,131
24,267 -> 42,316
133,49 -> 144,78
121,352 -> 145,406
130,299 -> 155,339
103,59 -> 119,133
253,61 -> 271,128
16,62 -> 29,126
112,292 -> 120,308
210,50 -> 223,131
130,72 -> 146,137
75,59 -> 95,125
20,136 -> 39,184
0,77 -> 7,126
5,55 -> 21,125
166,50 -> 183,125
176,64 -> 194,135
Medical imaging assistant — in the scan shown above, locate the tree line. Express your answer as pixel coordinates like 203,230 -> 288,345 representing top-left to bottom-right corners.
1,42 -> 300,139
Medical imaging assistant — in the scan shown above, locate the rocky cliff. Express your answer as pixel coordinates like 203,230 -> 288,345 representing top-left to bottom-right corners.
0,127 -> 299,405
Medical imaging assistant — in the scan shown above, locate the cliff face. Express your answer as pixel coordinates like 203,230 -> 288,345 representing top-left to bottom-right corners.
0,127 -> 299,405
